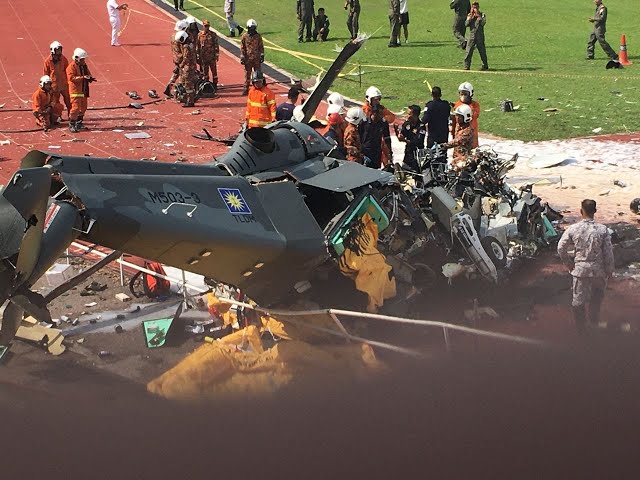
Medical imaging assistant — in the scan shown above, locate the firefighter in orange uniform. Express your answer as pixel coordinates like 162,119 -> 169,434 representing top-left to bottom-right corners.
66,48 -> 96,133
240,19 -> 264,95
32,75 -> 62,131
450,81 -> 480,148
43,41 -> 71,121
245,70 -> 276,129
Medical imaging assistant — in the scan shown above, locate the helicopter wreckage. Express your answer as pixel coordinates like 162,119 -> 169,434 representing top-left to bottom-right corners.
0,37 -> 561,349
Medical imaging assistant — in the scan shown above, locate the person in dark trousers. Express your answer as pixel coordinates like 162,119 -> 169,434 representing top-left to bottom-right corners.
275,88 -> 299,121
421,86 -> 451,148
313,8 -> 330,41
174,0 -> 184,11
388,0 -> 401,48
395,105 -> 425,171
360,104 -> 392,169
297,0 -> 315,42
557,199 -> 614,333
463,1 -> 488,71
450,0 -> 470,49
586,0 -> 618,60
344,0 -> 360,40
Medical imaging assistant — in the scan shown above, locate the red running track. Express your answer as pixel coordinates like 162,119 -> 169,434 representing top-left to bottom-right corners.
0,0 -> 293,185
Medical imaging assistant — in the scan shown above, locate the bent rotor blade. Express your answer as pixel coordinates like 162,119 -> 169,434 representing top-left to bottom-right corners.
300,36 -> 367,124
2,167 -> 52,285
0,301 -> 23,346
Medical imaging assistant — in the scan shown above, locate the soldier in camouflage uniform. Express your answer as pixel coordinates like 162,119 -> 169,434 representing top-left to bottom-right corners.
450,0 -> 470,49
586,0 -> 618,60
197,20 -> 219,86
557,199 -> 614,333
240,19 -> 264,95
344,0 -> 360,40
464,2 -> 488,71
297,0 -> 315,42
443,104 -> 474,172
344,106 -> 364,163
164,20 -> 187,97
176,31 -> 198,107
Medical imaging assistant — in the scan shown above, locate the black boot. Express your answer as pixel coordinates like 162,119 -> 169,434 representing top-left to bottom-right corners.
572,305 -> 587,334
237,26 -> 244,35
69,121 -> 79,133
76,118 -> 88,130
164,84 -> 173,97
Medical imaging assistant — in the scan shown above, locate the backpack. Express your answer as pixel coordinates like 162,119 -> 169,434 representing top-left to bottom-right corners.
129,261 -> 171,299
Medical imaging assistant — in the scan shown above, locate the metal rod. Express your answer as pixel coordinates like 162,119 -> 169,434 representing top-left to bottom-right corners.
329,312 -> 351,343
44,250 -> 123,303
119,254 -> 125,287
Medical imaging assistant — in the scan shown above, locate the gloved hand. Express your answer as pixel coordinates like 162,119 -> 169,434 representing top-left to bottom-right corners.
260,53 -> 264,63
240,56 -> 245,65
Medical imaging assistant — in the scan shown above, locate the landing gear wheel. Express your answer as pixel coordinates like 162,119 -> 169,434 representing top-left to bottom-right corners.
481,236 -> 507,269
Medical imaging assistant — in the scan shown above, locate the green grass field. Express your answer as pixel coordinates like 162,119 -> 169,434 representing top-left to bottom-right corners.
185,0 -> 640,141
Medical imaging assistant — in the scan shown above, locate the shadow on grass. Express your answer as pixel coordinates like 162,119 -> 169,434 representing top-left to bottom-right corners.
486,44 -> 517,49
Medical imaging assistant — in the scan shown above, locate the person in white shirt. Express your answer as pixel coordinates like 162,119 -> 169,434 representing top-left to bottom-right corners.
399,0 -> 409,43
107,0 -> 128,46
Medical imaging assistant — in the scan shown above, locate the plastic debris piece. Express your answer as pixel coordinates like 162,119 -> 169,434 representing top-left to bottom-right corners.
614,180 -> 627,188
115,293 -> 131,302
592,127 -> 603,133
124,132 -> 151,139
115,325 -> 124,334
85,301 -> 98,307
0,139 -> 10,145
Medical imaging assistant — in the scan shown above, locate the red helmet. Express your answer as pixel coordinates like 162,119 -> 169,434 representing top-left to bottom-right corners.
327,112 -> 342,125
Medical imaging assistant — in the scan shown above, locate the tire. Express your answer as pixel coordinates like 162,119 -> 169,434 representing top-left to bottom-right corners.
481,236 -> 507,269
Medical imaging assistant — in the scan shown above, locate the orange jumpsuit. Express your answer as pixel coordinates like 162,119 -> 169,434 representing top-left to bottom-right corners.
245,85 -> 276,128
363,102 -> 396,124
66,61 -> 92,123
43,54 -> 71,117
32,87 -> 61,130
451,100 -> 480,148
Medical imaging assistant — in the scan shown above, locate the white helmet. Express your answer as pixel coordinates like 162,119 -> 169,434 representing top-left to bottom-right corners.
365,86 -> 382,103
458,81 -> 474,96
175,31 -> 189,44
327,104 -> 342,116
327,92 -> 345,107
174,19 -> 189,31
39,75 -> 52,87
246,18 -> 257,28
345,106 -> 365,125
292,105 -> 304,122
73,48 -> 88,60
49,41 -> 63,54
186,16 -> 196,24
453,104 -> 473,123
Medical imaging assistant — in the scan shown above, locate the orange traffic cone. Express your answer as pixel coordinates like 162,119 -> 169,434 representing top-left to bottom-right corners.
619,34 -> 633,66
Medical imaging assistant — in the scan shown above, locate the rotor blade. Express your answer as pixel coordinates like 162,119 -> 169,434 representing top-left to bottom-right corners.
10,289 -> 52,325
19,150 -> 49,169
2,167 -> 52,285
0,301 -> 23,346
300,35 -> 367,124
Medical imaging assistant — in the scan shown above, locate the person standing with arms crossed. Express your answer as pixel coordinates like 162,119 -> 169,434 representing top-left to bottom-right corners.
557,199 -> 614,332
